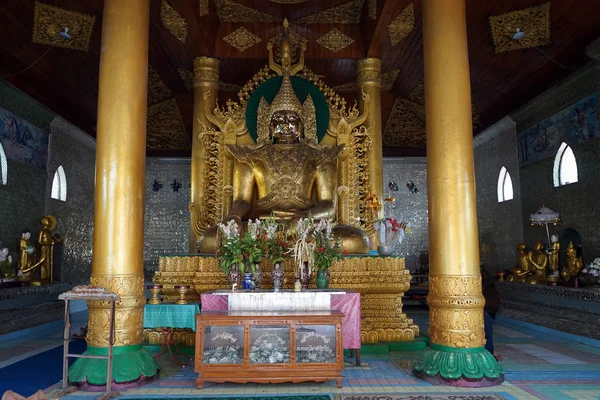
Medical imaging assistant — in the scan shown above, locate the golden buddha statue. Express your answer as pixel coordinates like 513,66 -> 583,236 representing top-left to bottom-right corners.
196,21 -> 369,254
525,241 -> 548,285
18,215 -> 63,284
507,243 -> 531,283
561,241 -> 583,282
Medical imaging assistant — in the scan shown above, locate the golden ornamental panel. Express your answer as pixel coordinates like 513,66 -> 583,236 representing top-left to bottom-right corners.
160,0 -> 188,44
409,79 -> 425,105
388,3 -> 415,46
147,99 -> 190,150
316,29 -> 355,53
148,65 -> 172,105
223,27 -> 262,52
383,97 -> 426,148
199,0 -> 209,16
178,68 -> 195,92
368,0 -> 377,20
381,69 -> 400,92
489,2 -> 551,53
427,275 -> 486,348
296,0 -> 364,24
144,328 -> 195,346
215,0 -> 282,23
32,1 -> 96,52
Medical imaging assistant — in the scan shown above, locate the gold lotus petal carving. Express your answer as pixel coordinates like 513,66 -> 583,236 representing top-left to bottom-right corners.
223,27 -> 262,52
383,97 -> 426,148
381,69 -> 400,92
177,68 -> 195,92
147,99 -> 190,149
215,0 -> 282,23
388,3 -> 414,46
32,1 -> 96,52
199,0 -> 209,16
160,0 -> 188,44
490,2 -> 551,53
148,65 -> 172,105
317,28 -> 354,53
296,0 -> 365,24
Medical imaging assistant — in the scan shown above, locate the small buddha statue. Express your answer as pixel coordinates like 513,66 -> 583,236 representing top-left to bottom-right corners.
525,241 -> 548,285
561,241 -> 583,283
18,216 -> 63,283
507,243 -> 531,283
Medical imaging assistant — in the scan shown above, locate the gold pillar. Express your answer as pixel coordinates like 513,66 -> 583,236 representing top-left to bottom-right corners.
414,0 -> 503,385
356,59 -> 383,244
189,57 -> 220,252
70,0 -> 158,386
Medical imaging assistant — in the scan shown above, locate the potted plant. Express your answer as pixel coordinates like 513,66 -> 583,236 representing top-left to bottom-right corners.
373,217 -> 412,256
313,219 -> 347,289
217,219 -> 243,288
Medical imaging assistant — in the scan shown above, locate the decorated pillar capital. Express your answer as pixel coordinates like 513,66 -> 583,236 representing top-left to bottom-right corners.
193,56 -> 220,87
356,58 -> 382,87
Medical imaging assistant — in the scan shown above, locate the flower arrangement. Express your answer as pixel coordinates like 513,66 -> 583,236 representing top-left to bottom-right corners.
580,258 -> 600,287
374,217 -> 412,247
217,219 -> 243,273
293,217 -> 315,281
239,219 -> 264,274
581,258 -> 600,277
313,219 -> 347,271
261,217 -> 289,264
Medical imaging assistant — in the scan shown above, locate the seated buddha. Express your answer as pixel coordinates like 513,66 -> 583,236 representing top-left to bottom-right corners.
507,243 -> 530,283
561,241 -> 583,283
197,67 -> 370,254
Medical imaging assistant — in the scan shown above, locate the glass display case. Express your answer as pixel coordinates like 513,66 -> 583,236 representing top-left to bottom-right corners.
195,311 -> 344,389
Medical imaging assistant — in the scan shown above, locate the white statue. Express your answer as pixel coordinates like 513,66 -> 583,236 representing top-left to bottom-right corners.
0,248 -> 12,263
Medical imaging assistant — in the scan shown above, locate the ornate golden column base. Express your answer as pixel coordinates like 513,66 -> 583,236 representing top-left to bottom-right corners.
153,255 -> 419,343
143,328 -> 195,346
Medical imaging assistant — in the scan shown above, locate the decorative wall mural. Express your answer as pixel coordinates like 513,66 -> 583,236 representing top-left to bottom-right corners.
0,106 -> 48,170
518,93 -> 599,166
295,0 -> 365,24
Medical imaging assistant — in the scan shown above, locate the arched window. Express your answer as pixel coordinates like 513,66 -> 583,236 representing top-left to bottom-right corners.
0,142 -> 6,185
51,165 -> 67,201
497,166 -> 513,203
553,142 -> 578,187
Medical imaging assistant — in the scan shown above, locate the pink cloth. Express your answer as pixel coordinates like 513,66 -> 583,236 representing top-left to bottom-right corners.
200,291 -> 361,349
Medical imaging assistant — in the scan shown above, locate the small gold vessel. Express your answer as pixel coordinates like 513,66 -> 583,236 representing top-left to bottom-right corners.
147,284 -> 163,304
175,285 -> 190,305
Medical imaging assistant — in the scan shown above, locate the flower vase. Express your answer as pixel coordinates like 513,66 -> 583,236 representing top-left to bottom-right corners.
377,245 -> 395,256
253,262 -> 263,290
316,269 -> 329,289
271,262 -> 284,291
243,273 -> 253,290
228,263 -> 240,288
299,261 -> 311,289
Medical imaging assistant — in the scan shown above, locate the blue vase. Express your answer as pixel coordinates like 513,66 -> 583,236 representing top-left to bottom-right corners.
243,273 -> 253,290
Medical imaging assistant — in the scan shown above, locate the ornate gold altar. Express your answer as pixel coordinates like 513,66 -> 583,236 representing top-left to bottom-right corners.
150,255 -> 419,345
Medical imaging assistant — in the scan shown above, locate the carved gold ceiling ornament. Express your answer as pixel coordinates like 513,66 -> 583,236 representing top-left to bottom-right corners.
147,99 -> 190,149
219,81 -> 243,92
388,2 -> 415,46
267,29 -> 308,64
409,78 -> 424,105
317,28 -> 354,53
199,0 -> 209,16
160,0 -> 188,44
177,68 -> 195,91
489,2 -> 551,53
215,0 -> 282,23
32,1 -> 96,52
369,0 -> 377,20
381,69 -> 400,92
148,65 -> 172,105
295,0 -> 365,24
270,0 -> 307,3
383,97 -> 426,148
223,27 -> 262,52
332,82 -> 356,93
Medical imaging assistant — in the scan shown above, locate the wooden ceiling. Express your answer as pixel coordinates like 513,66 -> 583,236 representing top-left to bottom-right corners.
0,0 -> 598,157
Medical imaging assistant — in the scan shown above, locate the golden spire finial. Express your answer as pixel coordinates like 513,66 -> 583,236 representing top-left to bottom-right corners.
267,19 -> 306,76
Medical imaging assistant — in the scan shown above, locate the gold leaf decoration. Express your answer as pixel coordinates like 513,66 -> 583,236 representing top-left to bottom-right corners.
381,69 -> 400,91
409,78 -> 424,105
199,0 -> 209,16
383,97 -> 426,148
160,0 -> 188,43
177,68 -> 195,92
215,0 -> 282,23
388,3 -> 414,46
32,1 -> 96,52
147,99 -> 190,149
296,0 -> 365,24
148,65 -> 172,105
369,0 -> 377,20
223,27 -> 262,52
219,81 -> 243,92
489,2 -> 551,53
267,29 -> 308,64
332,82 -> 356,92
270,0 -> 307,3
316,28 -> 354,53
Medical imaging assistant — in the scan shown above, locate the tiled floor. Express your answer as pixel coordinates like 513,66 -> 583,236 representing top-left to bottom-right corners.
3,309 -> 600,399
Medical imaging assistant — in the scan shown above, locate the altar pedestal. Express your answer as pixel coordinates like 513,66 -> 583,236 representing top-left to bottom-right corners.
215,290 -> 342,312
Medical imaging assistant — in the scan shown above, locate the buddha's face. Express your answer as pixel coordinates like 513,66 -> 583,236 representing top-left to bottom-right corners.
271,111 -> 302,144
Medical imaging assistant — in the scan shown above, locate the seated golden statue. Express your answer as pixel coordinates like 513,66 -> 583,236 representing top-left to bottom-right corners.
525,241 -> 548,285
196,22 -> 369,254
507,243 -> 531,283
561,241 -> 583,282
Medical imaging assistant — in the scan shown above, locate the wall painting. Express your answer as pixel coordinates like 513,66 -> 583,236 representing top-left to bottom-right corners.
0,106 -> 48,170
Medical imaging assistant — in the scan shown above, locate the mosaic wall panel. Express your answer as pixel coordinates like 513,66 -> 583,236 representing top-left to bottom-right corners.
143,158 -> 191,273
382,158 -> 429,272
0,105 -> 48,170
45,117 -> 96,283
473,117 -> 523,278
